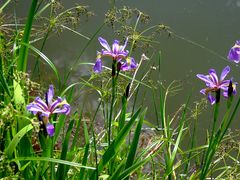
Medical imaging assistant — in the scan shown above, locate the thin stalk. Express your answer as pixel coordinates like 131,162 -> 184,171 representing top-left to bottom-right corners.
91,101 -> 102,180
108,60 -> 117,145
0,0 -> 11,13
200,101 -> 220,179
129,11 -> 142,55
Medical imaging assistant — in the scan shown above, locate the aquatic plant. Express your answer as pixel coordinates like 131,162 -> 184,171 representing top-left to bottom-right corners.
1,0 -> 240,179
197,66 -> 237,105
93,37 -> 137,73
27,84 -> 70,136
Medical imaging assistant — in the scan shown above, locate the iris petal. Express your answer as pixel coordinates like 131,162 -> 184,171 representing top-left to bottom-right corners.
208,94 -> 216,105
46,123 -> 55,137
98,37 -> 111,52
52,104 -> 71,115
227,40 -> 240,63
220,66 -> 230,81
209,69 -> 218,84
112,40 -> 120,54
93,58 -> 102,73
46,85 -> 54,106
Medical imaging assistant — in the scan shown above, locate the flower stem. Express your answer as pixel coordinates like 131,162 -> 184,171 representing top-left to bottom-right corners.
108,60 -> 117,145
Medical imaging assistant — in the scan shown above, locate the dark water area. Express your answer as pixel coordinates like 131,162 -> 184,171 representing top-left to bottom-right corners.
3,0 -> 240,135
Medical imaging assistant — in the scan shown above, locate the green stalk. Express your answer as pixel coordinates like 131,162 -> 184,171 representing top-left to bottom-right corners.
108,60 -> 117,145
17,0 -> 38,72
200,102 -> 219,179
0,0 -> 11,13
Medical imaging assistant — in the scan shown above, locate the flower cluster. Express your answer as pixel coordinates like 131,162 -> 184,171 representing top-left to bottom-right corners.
93,37 -> 137,73
27,85 -> 70,136
197,39 -> 240,105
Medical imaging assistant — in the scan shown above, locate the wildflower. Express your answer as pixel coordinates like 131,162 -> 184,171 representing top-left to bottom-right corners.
93,37 -> 137,73
196,66 -> 237,105
227,40 -> 240,63
27,85 -> 70,136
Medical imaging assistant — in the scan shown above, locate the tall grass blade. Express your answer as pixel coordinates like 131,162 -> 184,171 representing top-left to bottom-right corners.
14,157 -> 96,170
97,107 -> 142,173
78,121 -> 90,179
56,120 -> 74,179
124,109 -> 147,180
5,124 -> 33,158
22,43 -> 61,86
17,0 -> 38,72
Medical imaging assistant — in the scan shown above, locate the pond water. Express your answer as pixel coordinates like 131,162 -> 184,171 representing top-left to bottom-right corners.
4,0 -> 240,133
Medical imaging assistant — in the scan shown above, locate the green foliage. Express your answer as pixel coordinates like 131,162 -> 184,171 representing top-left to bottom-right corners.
0,0 -> 240,179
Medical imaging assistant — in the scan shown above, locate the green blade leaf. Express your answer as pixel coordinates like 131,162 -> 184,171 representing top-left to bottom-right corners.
97,107 -> 142,173
124,108 -> 147,179
5,124 -> 33,158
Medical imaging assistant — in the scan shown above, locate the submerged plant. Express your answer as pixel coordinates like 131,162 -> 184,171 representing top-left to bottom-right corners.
93,37 -> 137,73
227,40 -> 240,63
196,66 -> 237,105
27,85 -> 70,136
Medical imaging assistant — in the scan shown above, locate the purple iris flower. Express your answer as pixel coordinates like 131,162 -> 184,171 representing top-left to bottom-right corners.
93,37 -> 137,73
227,40 -> 240,63
196,66 -> 237,105
27,85 -> 70,136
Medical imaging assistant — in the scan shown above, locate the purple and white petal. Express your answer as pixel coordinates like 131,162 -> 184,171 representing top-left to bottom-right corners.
119,37 -> 128,52
200,89 -> 207,95
46,123 -> 55,137
101,50 -> 114,57
208,94 -> 216,105
129,58 -> 138,69
93,58 -> 103,73
98,37 -> 111,52
209,69 -> 218,84
52,104 -> 71,115
117,51 -> 129,58
220,66 -> 230,81
46,85 -> 54,106
227,40 -> 240,63
196,74 -> 213,85
27,103 -> 51,117
49,97 -> 63,112
34,97 -> 48,111
112,40 -> 120,55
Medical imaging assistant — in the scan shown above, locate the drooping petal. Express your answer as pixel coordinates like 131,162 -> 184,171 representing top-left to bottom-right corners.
46,123 -> 55,137
208,94 -> 216,105
117,50 -> 129,58
101,50 -> 114,57
50,98 -> 70,115
52,104 -> 71,115
49,97 -> 63,112
98,37 -> 111,52
200,89 -> 207,95
34,97 -> 48,110
26,103 -> 51,117
93,58 -> 102,73
196,74 -> 213,85
121,57 -> 137,71
222,91 -> 228,98
219,80 -> 231,91
46,85 -> 54,106
220,66 -> 230,81
227,40 -> 240,63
